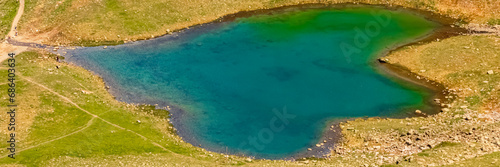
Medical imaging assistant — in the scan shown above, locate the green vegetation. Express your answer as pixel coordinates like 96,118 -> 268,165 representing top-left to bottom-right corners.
0,0 -> 19,40
18,0 -> 500,46
341,35 -> 500,166
387,35 -> 500,108
444,151 -> 500,167
433,142 -> 460,149
0,51 -> 365,166
1,0 -> 499,166
0,51 -> 253,166
488,18 -> 500,26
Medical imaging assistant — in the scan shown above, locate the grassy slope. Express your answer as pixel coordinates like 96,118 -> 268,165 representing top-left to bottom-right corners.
443,151 -> 500,167
387,35 -> 500,111
0,51 -> 256,166
1,36 -> 497,167
0,0 -> 19,40
17,0 -> 500,45
2,0 -> 499,166
339,35 -> 500,166
390,35 -> 500,166
0,50 -> 391,167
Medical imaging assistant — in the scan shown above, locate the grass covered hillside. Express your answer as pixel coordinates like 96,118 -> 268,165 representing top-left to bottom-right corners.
0,0 -> 20,39
15,0 -> 500,45
1,0 -> 499,166
338,35 -> 500,166
0,51 -> 385,166
0,51 -> 251,166
0,36 -> 498,167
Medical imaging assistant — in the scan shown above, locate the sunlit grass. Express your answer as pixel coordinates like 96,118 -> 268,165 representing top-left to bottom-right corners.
17,0 -> 500,45
0,0 -> 19,40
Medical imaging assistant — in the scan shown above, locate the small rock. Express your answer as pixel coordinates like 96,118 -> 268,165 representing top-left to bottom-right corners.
441,108 -> 450,112
103,46 -> 107,49
136,120 -> 141,123
307,148 -> 312,151
408,129 -> 418,135
460,106 -> 468,109
487,70 -> 494,75
405,156 -> 413,162
81,90 -> 92,94
316,144 -> 321,147
415,110 -> 422,114
245,158 -> 252,162
377,58 -> 388,63
420,70 -> 427,73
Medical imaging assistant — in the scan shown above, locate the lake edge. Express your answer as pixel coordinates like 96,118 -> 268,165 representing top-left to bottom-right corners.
60,4 -> 467,160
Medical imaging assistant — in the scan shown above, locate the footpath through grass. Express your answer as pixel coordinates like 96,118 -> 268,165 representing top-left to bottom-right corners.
0,51 -> 254,166
0,0 -> 19,40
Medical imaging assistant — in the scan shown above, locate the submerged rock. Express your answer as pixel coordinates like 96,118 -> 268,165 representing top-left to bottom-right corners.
377,58 -> 389,63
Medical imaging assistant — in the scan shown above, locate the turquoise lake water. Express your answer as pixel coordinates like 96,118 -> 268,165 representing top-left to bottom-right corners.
67,7 -> 439,158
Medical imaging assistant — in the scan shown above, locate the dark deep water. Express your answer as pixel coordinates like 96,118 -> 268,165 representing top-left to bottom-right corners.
67,7 -> 439,158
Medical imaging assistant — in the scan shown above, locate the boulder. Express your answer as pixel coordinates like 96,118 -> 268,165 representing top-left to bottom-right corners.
377,58 -> 389,63
415,110 -> 422,114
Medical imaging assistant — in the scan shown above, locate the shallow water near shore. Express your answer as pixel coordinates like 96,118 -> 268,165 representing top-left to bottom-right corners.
67,7 -> 439,158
